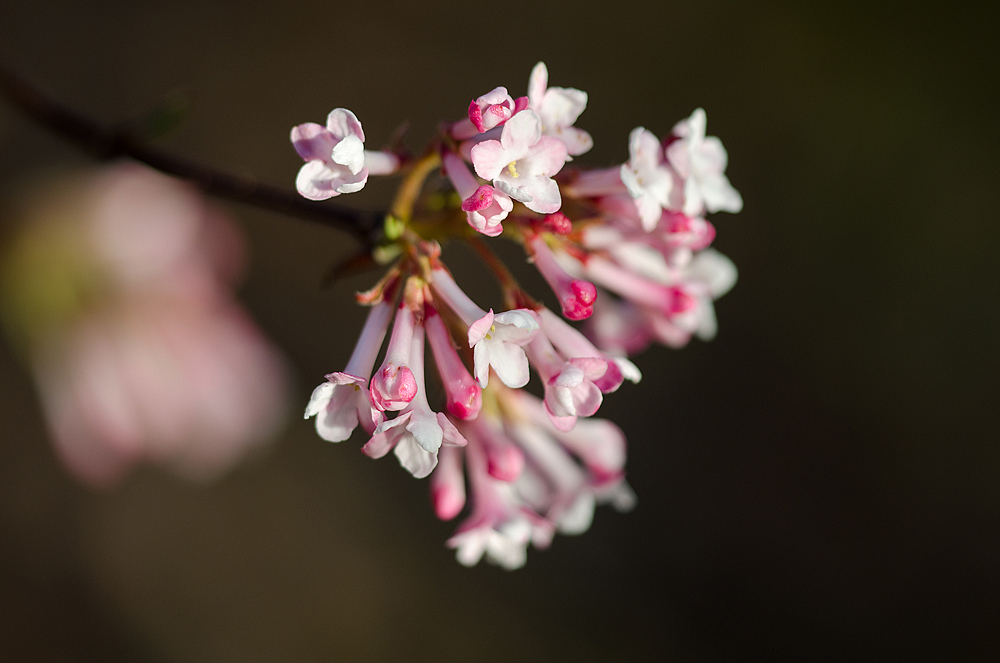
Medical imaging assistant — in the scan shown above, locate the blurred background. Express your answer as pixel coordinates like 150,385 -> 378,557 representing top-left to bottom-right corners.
1,1 -> 997,660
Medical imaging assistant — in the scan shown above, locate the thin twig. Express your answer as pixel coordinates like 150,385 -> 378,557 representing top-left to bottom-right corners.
0,64 -> 383,248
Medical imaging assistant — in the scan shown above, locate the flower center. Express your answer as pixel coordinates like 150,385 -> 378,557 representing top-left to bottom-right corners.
507,162 -> 519,178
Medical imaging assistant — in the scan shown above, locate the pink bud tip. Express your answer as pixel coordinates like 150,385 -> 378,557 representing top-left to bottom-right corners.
468,99 -> 486,133
371,365 -> 418,410
461,185 -> 494,212
447,383 -> 483,421
562,280 -> 598,320
487,444 -> 525,483
433,486 -> 465,520
543,212 -> 573,235
668,288 -> 697,315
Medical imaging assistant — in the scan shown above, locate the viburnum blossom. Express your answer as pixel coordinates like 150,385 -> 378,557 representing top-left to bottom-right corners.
667,108 -> 743,217
470,110 -> 569,214
291,108 -> 400,200
527,61 -> 593,156
443,152 -> 512,237
361,321 -> 467,478
290,61 -> 743,567
430,267 -> 539,389
0,165 -> 290,486
304,299 -> 391,441
620,127 -> 677,231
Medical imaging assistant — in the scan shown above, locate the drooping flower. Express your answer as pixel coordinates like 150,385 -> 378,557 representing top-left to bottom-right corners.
445,437 -> 553,569
528,234 -> 597,320
538,307 -> 641,393
442,152 -> 512,237
369,301 -> 420,412
304,300 -> 393,441
430,268 -> 539,389
425,303 -> 482,420
525,332 -> 607,432
362,322 -> 467,478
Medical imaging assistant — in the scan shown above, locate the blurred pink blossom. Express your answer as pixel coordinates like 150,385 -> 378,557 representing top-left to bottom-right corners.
1,164 -> 290,486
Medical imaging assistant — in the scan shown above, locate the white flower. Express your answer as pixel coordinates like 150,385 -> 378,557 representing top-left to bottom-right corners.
468,309 -> 539,389
527,62 -> 593,156
619,127 -> 676,232
666,108 -> 743,216
470,110 -> 569,214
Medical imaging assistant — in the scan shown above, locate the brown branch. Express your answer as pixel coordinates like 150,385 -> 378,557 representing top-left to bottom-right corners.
0,64 -> 384,248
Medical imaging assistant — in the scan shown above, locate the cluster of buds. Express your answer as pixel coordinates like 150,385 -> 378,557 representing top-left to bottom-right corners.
293,62 -> 742,568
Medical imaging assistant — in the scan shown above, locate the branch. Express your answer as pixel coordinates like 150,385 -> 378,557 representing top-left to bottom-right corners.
0,65 -> 383,248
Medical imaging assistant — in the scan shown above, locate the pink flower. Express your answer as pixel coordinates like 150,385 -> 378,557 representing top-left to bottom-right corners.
430,268 -> 539,389
369,302 -> 420,412
666,108 -> 743,216
470,110 -> 569,215
468,308 -> 540,389
528,235 -> 597,320
525,333 -> 606,432
520,395 -> 634,503
445,438 -> 553,569
461,413 -> 525,483
508,391 -> 636,532
362,324 -> 466,478
291,109 -> 400,201
304,300 -> 392,441
468,86 -> 518,133
584,296 -> 653,356
527,62 -> 593,156
442,152 -> 512,237
425,305 -> 482,420
538,307 -> 641,393
431,445 -> 466,520
656,247 -> 738,344
2,165 -> 290,486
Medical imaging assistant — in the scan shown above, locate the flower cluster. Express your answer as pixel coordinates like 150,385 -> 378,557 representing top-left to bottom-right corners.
294,62 -> 742,568
0,165 -> 290,486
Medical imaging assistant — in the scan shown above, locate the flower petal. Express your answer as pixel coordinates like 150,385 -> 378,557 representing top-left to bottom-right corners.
331,134 -> 366,175
470,140 -> 508,181
473,339 -> 490,388
290,123 -> 337,162
468,309 -> 495,347
488,340 -> 531,389
326,108 -> 365,142
499,110 -> 541,158
407,411 -> 444,454
528,62 -> 548,108
394,437 -> 438,478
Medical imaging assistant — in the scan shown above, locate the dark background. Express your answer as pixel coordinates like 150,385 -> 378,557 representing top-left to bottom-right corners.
1,1 -> 997,660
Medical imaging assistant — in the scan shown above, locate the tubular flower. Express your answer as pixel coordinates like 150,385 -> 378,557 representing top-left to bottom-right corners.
430,268 -> 538,389
362,323 -> 467,479
304,300 -> 393,441
290,61 -> 744,567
